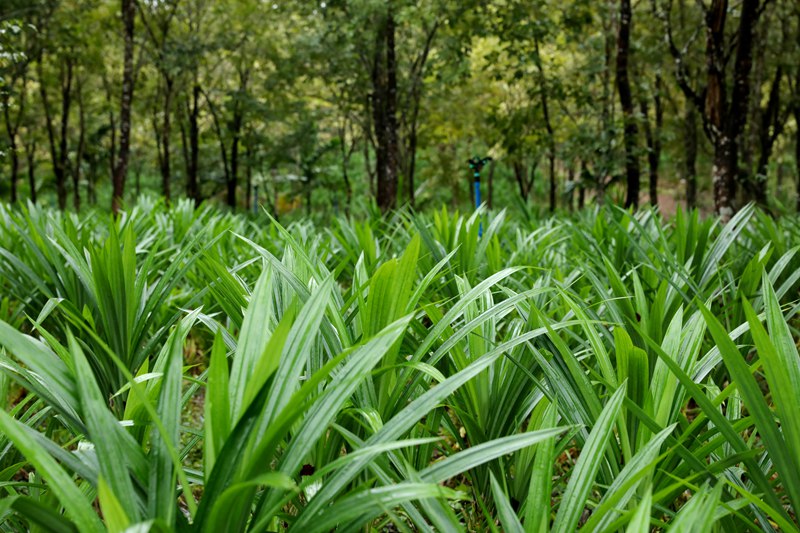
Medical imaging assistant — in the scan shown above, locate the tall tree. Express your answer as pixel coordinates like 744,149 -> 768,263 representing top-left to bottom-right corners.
663,0 -> 764,220
639,74 -> 663,207
616,0 -> 640,208
1,71 -> 26,203
112,0 -> 136,213
371,6 -> 400,212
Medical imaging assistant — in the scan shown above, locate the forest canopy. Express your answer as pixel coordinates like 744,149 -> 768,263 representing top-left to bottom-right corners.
1,0 -> 799,218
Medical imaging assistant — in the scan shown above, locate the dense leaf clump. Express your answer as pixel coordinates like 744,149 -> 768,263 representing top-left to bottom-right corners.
0,199 -> 799,531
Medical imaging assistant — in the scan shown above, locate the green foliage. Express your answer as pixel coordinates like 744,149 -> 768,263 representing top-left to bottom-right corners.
0,200 -> 799,531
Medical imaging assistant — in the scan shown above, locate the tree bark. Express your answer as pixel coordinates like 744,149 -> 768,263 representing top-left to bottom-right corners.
2,70 -> 28,203
2,91 -> 21,203
513,160 -> 536,201
245,141 -> 252,211
533,37 -> 557,212
795,87 -> 800,212
338,117 -> 355,215
57,60 -> 73,211
666,0 -> 762,220
187,82 -> 200,205
752,67 -> 785,206
229,125 -> 240,208
683,106 -> 698,209
38,53 -> 72,211
25,140 -> 36,204
73,74 -> 86,211
616,0 -> 640,209
639,74 -> 663,207
205,91 -> 231,205
161,77 -> 173,203
112,0 -> 137,214
372,8 -> 399,213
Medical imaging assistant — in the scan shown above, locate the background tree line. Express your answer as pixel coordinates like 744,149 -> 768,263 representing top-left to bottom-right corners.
0,0 -> 799,218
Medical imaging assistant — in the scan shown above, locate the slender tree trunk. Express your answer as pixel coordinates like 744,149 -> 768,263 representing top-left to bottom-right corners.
385,11 -> 399,211
2,79 -> 25,203
639,75 -> 663,207
37,52 -> 72,210
73,75 -> 86,211
407,124 -> 417,207
8,143 -> 19,203
25,140 -> 36,204
752,67 -> 784,206
56,60 -> 73,210
616,0 -> 640,209
547,154 -> 556,212
205,92 -> 231,205
2,100 -> 20,204
187,83 -> 200,205
338,120 -> 353,214
533,37 -> 557,212
224,70 -> 248,210
364,135 -> 374,198
229,126 -> 240,208
705,0 -> 759,221
795,105 -> 800,212
160,77 -> 173,203
513,161 -> 527,200
245,142 -> 252,211
684,106 -> 698,209
372,8 -> 399,213
112,0 -> 137,214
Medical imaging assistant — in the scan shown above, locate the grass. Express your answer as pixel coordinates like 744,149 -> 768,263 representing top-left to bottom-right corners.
0,198 -> 798,531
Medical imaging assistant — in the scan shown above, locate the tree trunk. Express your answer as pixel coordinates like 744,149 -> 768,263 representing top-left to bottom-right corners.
56,60 -> 73,211
229,129 -> 240,208
752,67 -> 784,206
187,83 -> 200,206
639,75 -> 663,207
2,101 -> 20,204
8,143 -> 19,204
407,124 -> 417,208
795,101 -> 800,212
245,142 -> 252,211
705,0 -> 759,221
547,154 -> 556,212
205,92 -> 231,205
513,161 -> 527,200
37,52 -> 73,210
684,106 -> 698,209
25,141 -> 36,204
616,0 -> 640,209
2,79 -> 25,204
226,70 -> 248,210
112,0 -> 137,214
161,77 -> 173,203
227,134 -> 239,209
372,8 -> 399,213
338,120 -> 354,215
533,37 -> 557,212
73,75 -> 86,211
